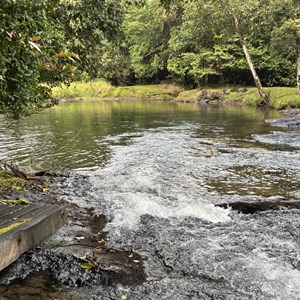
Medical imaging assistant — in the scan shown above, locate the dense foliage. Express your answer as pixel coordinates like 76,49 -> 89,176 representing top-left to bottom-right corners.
110,0 -> 299,89
0,0 -> 123,118
0,0 -> 61,118
1,0 -> 300,117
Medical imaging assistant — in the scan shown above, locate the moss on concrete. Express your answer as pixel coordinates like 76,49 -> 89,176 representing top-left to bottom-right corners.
0,218 -> 32,235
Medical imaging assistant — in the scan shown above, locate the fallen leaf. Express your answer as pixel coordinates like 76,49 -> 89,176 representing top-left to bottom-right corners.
80,262 -> 93,269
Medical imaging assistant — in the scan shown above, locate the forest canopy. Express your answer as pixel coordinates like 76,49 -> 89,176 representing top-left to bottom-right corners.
0,0 -> 299,117
0,0 -> 123,118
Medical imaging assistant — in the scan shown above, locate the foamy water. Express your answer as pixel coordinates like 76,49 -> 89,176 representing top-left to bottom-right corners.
76,124 -> 300,299
80,126 -> 233,232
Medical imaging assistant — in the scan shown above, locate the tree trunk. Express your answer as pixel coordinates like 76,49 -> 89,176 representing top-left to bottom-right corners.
233,15 -> 269,106
297,44 -> 300,94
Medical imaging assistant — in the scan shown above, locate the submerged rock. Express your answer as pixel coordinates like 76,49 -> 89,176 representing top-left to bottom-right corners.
266,109 -> 300,128
217,200 -> 300,214
0,249 -> 105,287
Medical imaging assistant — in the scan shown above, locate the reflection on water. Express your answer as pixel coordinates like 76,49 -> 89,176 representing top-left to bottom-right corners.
0,271 -> 70,300
206,165 -> 300,198
0,100 -> 282,170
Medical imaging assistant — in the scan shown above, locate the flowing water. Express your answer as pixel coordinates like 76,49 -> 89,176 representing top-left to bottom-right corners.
0,101 -> 300,299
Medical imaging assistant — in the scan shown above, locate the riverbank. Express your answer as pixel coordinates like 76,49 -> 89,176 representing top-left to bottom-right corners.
0,169 -> 145,290
52,80 -> 300,110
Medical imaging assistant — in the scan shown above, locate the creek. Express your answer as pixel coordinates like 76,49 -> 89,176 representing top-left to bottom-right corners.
0,101 -> 299,299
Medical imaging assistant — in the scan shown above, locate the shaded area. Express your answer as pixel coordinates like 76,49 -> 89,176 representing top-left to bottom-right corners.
217,200 -> 300,214
0,271 -> 71,300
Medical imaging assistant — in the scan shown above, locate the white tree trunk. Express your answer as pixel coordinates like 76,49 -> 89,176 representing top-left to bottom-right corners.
297,44 -> 300,94
233,15 -> 269,106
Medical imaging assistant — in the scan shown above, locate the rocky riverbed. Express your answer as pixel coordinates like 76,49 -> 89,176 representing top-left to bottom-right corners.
0,172 -> 145,289
0,106 -> 299,299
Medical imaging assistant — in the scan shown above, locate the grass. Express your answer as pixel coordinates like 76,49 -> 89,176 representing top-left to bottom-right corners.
266,87 -> 300,109
113,83 -> 182,99
52,80 -> 300,110
52,80 -> 183,100
223,87 -> 300,109
52,80 -> 114,99
176,89 -> 201,101
0,171 -> 28,193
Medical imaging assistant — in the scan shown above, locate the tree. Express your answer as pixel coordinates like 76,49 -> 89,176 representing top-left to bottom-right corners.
270,0 -> 300,93
0,0 -> 68,118
122,0 -> 173,83
209,0 -> 270,105
0,0 -> 124,118
232,10 -> 269,105
57,0 -> 124,78
161,0 -> 271,105
167,1 -> 237,86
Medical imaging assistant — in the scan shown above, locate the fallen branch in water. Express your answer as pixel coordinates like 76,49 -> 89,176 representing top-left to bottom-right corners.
0,160 -> 29,180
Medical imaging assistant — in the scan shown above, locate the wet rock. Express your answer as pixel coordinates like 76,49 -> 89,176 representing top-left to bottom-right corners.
266,118 -> 300,128
197,90 -> 223,103
266,109 -> 300,128
0,244 -> 145,287
230,87 -> 240,92
0,249 -> 106,287
34,170 -> 67,177
217,200 -> 300,214
253,131 -> 300,148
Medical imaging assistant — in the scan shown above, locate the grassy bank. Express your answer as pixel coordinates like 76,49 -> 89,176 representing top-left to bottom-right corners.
224,87 -> 300,109
0,171 -> 27,199
52,80 -> 183,101
176,87 -> 300,109
52,80 -> 300,110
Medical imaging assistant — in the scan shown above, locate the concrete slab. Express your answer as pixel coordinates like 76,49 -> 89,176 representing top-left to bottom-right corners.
0,203 -> 67,271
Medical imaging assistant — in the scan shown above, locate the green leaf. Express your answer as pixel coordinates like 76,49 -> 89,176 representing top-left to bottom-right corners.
6,199 -> 30,205
80,262 -> 93,269
32,36 -> 41,42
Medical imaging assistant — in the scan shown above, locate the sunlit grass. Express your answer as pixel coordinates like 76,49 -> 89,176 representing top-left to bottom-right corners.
52,80 -> 183,100
52,79 -> 114,98
176,89 -> 201,101
113,84 -> 182,99
267,87 -> 300,109
52,80 -> 300,109
224,87 -> 300,109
